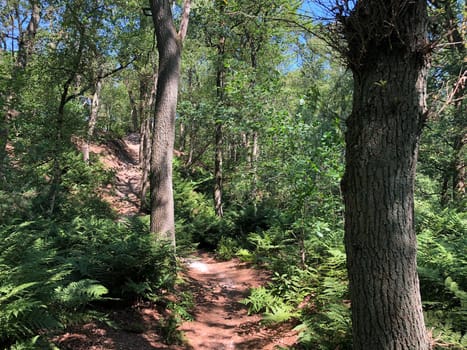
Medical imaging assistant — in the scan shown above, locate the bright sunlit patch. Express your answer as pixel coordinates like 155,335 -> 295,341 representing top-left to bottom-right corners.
188,261 -> 209,273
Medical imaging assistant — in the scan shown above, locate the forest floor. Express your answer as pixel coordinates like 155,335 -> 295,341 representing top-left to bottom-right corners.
53,135 -> 298,349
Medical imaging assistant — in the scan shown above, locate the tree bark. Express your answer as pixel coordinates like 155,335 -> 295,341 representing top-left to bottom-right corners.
48,74 -> 75,215
340,1 -> 430,349
214,123 -> 224,217
128,87 -> 139,133
140,72 -> 157,211
140,116 -> 152,210
82,78 -> 103,164
214,19 -> 226,217
149,0 -> 190,243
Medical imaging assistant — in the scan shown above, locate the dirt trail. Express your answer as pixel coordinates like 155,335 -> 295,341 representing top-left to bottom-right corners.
180,253 -> 297,349
54,253 -> 298,349
95,133 -> 142,216
54,135 -> 298,349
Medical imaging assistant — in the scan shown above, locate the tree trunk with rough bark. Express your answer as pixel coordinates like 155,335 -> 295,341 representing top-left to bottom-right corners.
339,1 -> 430,349
149,0 -> 190,243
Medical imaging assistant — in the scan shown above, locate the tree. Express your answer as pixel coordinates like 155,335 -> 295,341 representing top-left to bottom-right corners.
149,0 -> 191,243
421,0 -> 466,206
0,0 -> 41,183
213,2 -> 226,218
337,0 -> 431,348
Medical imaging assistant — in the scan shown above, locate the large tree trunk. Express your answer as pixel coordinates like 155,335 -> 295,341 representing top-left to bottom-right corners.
149,0 -> 190,243
340,1 -> 430,349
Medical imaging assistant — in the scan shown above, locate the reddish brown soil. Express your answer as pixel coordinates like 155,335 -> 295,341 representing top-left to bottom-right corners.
178,253 -> 298,349
53,253 -> 298,349
96,133 -> 142,216
53,135 -> 298,349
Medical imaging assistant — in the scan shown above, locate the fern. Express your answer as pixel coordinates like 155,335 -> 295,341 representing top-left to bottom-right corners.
0,282 -> 38,303
54,279 -> 108,309
242,286 -> 282,315
445,277 -> 467,304
263,303 -> 299,325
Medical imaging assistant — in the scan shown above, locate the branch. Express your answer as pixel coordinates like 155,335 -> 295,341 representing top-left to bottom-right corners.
65,57 -> 137,103
225,10 -> 316,34
223,10 -> 338,51
178,0 -> 191,42
435,69 -> 466,117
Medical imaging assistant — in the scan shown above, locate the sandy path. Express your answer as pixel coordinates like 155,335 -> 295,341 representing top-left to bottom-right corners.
179,253 -> 297,350
96,133 -> 142,216
54,135 -> 298,349
53,253 -> 297,350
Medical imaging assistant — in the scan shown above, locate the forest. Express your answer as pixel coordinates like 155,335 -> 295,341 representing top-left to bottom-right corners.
0,0 -> 466,349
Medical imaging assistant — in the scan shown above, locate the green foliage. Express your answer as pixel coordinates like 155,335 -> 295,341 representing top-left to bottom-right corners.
216,236 -> 239,261
157,316 -> 185,346
0,220 -> 94,348
54,279 -> 109,309
416,199 -> 467,347
235,248 -> 254,262
56,216 -> 177,300
0,216 -> 177,347
173,162 -> 234,249
243,219 -> 352,349
242,286 -> 288,316
294,248 -> 351,350
9,336 -> 60,350
167,290 -> 195,322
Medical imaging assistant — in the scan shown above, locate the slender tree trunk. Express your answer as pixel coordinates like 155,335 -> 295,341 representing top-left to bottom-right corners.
82,78 -> 102,164
214,123 -> 224,217
48,77 -> 74,215
128,88 -> 138,133
214,29 -> 226,217
248,45 -> 260,209
140,115 -> 153,211
340,1 -> 430,349
149,0 -> 190,243
432,0 -> 466,203
251,130 -> 259,209
441,169 -> 451,206
140,71 -> 157,211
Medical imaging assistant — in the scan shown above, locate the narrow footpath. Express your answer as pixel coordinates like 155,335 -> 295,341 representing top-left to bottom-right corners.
55,253 -> 298,349
54,135 -> 298,349
180,253 -> 298,349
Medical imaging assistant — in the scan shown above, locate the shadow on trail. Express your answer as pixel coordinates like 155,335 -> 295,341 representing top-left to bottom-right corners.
178,253 -> 297,349
53,305 -> 189,350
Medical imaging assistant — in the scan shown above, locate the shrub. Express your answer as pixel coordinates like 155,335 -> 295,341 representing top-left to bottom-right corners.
0,216 -> 177,347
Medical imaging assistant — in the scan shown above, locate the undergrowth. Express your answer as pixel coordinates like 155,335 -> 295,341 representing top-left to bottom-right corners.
0,216 -> 177,349
235,198 -> 466,349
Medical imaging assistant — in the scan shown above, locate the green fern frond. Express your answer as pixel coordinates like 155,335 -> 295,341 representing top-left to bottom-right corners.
445,277 -> 467,305
0,282 -> 37,302
263,303 -> 299,325
54,279 -> 108,308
